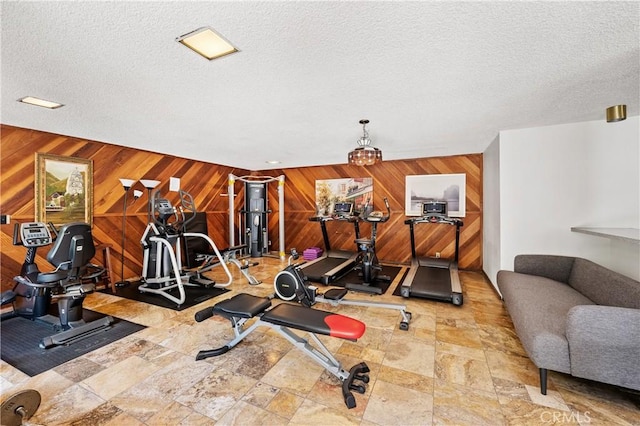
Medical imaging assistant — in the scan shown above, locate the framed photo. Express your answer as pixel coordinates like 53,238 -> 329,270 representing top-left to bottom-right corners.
405,173 -> 466,217
35,153 -> 93,227
315,177 -> 373,216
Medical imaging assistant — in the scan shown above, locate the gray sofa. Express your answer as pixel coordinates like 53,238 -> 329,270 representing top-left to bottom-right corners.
497,254 -> 640,394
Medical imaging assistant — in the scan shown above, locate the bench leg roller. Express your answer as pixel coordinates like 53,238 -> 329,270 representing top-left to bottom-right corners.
342,362 -> 370,409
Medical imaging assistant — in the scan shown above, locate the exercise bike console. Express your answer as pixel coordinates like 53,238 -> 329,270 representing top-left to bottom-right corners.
18,222 -> 52,247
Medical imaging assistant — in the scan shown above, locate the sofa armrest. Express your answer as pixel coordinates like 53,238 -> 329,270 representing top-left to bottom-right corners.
566,305 -> 640,391
514,254 -> 575,283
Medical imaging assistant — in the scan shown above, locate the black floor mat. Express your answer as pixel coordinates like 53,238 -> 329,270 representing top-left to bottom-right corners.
0,310 -> 145,377
328,265 -> 406,295
102,281 -> 229,311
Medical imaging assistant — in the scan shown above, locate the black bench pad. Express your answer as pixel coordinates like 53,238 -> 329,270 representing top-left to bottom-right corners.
263,302 -> 365,340
213,293 -> 272,318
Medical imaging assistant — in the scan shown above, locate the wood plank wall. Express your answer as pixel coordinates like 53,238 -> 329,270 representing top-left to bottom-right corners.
262,154 -> 482,270
0,125 -> 249,291
1,124 -> 482,291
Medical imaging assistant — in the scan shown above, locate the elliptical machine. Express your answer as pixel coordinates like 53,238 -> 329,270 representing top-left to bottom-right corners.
139,189 -> 232,307
345,197 -> 392,294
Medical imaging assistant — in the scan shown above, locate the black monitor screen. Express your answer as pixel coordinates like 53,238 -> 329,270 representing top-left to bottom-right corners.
333,202 -> 353,215
422,201 -> 447,216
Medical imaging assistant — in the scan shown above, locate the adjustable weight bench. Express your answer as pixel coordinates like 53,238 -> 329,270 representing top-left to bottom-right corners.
194,293 -> 370,408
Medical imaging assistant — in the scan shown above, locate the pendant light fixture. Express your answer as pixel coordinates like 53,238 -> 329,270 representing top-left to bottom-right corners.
348,119 -> 382,166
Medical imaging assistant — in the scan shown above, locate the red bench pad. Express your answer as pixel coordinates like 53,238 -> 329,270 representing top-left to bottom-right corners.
262,303 -> 366,341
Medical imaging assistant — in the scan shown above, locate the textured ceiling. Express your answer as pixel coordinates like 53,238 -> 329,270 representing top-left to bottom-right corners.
1,1 -> 638,171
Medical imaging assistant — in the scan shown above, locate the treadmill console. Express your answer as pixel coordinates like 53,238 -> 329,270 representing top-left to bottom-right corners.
422,201 -> 447,218
332,202 -> 353,219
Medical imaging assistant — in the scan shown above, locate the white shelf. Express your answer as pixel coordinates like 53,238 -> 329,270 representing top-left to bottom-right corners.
571,227 -> 640,244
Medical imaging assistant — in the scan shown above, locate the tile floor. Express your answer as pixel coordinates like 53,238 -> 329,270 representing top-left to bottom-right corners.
1,257 -> 639,425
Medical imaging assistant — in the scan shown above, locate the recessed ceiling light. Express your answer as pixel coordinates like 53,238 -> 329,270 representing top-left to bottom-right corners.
176,26 -> 238,60
18,96 -> 63,109
265,160 -> 281,165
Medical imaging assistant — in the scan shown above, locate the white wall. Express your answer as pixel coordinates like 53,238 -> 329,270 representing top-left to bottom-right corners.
483,116 -> 639,291
482,135 -> 501,291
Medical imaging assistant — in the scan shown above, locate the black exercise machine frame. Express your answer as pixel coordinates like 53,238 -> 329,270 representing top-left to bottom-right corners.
400,211 -> 464,305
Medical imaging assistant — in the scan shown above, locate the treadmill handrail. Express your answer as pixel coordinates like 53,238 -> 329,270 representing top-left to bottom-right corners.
404,216 -> 463,226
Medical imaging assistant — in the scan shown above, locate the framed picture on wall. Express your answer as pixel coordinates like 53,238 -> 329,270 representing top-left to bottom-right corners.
35,153 -> 93,227
315,177 -> 373,216
405,173 -> 466,217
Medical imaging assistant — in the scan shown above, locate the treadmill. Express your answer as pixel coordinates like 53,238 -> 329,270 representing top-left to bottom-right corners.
400,201 -> 464,306
299,202 -> 360,285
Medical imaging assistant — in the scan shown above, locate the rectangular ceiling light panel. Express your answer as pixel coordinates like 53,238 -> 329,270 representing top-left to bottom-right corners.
18,96 -> 64,109
176,26 -> 238,60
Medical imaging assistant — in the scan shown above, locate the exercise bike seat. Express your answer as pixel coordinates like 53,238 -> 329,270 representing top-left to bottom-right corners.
354,238 -> 373,246
262,302 -> 365,341
36,270 -> 70,284
213,293 -> 272,318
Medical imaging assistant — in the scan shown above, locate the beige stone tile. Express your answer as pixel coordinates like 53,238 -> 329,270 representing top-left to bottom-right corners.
436,320 -> 483,349
0,369 -> 74,410
53,356 -> 106,383
289,398 -> 361,426
433,380 -> 503,425
559,386 -> 640,425
478,323 -> 528,357
241,381 -> 280,408
376,364 -> 434,394
79,355 -> 162,400
260,349 -> 325,396
217,400 -> 289,425
175,367 -> 258,420
63,402 -> 127,426
266,389 -> 306,419
435,351 -> 495,392
30,383 -> 107,425
492,377 -> 533,405
109,353 -> 216,422
500,398 -> 570,426
525,384 -> 570,411
484,349 -> 541,388
145,400 -> 201,425
436,340 -> 486,361
363,379 -> 433,425
381,332 -> 435,377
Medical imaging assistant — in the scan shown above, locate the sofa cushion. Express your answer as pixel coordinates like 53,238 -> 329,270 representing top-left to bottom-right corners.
568,258 -> 640,309
497,270 -> 595,373
514,254 -> 575,284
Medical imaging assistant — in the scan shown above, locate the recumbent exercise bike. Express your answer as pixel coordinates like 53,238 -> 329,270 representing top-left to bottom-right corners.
1,222 -> 113,349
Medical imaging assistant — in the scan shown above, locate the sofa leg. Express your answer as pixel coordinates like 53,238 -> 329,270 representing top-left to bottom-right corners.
539,368 -> 547,395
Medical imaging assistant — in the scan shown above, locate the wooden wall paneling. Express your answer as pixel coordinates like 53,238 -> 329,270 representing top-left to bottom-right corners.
1,124 -> 483,292
263,153 -> 483,270
0,125 -> 250,290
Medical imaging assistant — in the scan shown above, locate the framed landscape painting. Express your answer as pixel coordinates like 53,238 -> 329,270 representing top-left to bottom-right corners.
35,153 -> 93,227
405,173 -> 466,217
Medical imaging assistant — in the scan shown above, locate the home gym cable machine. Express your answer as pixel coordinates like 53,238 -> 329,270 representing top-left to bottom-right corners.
228,174 -> 285,260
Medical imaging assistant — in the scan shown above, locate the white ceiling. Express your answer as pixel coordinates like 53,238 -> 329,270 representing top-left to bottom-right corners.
2,1 -> 638,171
